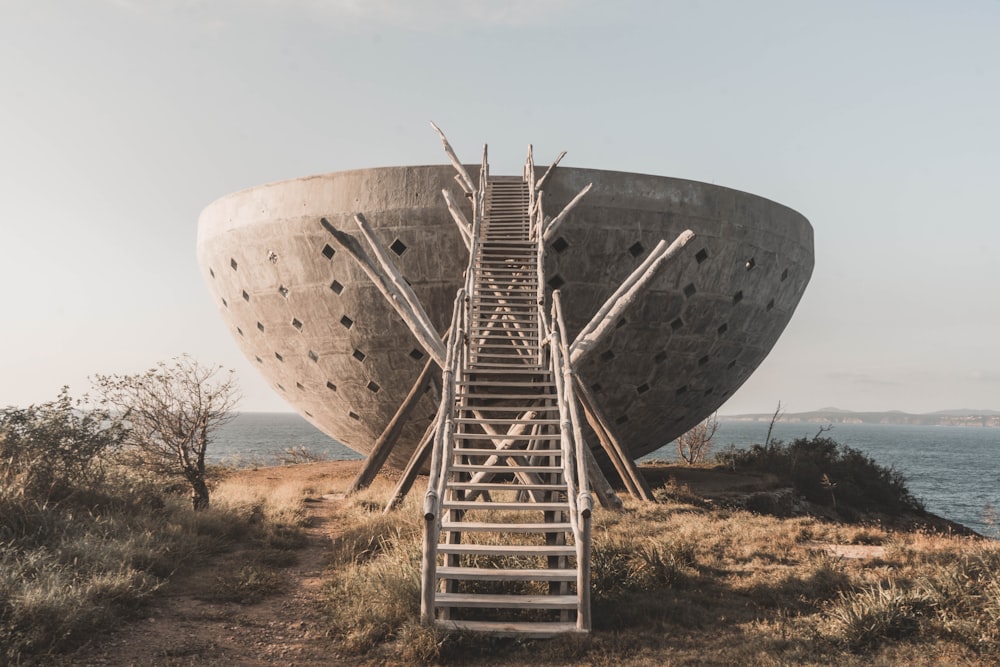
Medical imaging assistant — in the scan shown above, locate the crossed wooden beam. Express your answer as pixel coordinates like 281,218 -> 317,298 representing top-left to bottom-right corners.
320,125 -> 694,511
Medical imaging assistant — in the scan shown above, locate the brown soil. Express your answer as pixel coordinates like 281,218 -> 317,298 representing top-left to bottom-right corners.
58,460 -> 362,667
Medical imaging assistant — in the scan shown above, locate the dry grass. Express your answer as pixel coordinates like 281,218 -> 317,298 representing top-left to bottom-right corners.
315,478 -> 1000,666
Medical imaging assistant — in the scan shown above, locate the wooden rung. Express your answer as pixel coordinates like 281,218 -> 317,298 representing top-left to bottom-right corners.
455,433 -> 556,442
437,543 -> 574,555
439,522 -> 572,534
434,593 -> 578,609
434,620 -> 582,638
436,566 -> 575,580
451,447 -> 560,457
448,463 -> 563,474
448,481 -> 567,491
441,500 -> 569,512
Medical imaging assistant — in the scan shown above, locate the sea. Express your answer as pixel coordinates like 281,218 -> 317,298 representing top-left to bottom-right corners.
212,413 -> 999,538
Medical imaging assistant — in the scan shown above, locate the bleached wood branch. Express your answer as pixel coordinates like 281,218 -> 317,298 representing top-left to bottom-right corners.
441,189 -> 472,250
430,121 -> 475,194
320,217 -> 447,366
542,183 -> 592,244
570,230 -> 695,366
534,150 -> 566,192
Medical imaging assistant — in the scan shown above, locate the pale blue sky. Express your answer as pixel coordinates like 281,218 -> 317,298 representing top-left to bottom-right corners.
1,0 -> 998,414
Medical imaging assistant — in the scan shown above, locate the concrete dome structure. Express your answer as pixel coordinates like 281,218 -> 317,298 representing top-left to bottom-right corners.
197,164 -> 813,470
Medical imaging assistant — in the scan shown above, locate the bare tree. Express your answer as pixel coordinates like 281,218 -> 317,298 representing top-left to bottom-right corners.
676,412 -> 719,465
92,356 -> 240,510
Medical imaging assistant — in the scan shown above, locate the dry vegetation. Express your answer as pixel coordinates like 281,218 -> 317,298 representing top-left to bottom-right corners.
3,403 -> 999,666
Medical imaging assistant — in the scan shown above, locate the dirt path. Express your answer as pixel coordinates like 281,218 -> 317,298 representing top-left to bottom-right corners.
61,464 -> 359,666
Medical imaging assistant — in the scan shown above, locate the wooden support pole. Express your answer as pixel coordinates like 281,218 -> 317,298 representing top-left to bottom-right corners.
570,230 -> 695,366
441,189 -> 472,251
430,121 -> 475,193
535,150 -> 566,192
320,217 -> 447,366
576,378 -> 656,502
384,419 -> 436,513
582,445 -> 623,511
542,183 -> 593,244
349,354 -> 438,494
574,379 -> 638,497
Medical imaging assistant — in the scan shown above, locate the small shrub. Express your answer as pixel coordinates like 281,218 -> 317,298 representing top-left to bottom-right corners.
826,582 -> 927,651
716,436 -> 924,518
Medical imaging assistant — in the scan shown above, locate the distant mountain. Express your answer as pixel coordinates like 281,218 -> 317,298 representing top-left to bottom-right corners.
721,409 -> 1000,427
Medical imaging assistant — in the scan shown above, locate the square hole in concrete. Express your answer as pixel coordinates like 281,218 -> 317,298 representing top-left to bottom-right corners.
326,381 -> 337,391
698,355 -> 709,366
292,318 -> 303,330
732,291 -> 743,305
683,283 -> 696,298
547,274 -> 565,290
209,268 -> 215,278
670,317 -> 684,331
728,360 -> 737,369
695,248 -> 708,264
353,349 -> 366,362
348,411 -> 361,421
230,258 -> 238,270
340,315 -> 354,329
780,268 -> 789,281
296,382 -> 305,391
599,349 -> 615,362
410,349 -> 425,360
255,356 -> 263,364
366,381 -> 380,393
552,237 -> 569,253
390,239 -> 407,256
636,383 -> 650,395
277,383 -> 285,392
654,350 -> 667,363
628,241 -> 645,258
717,323 -> 728,336
237,327 -> 244,336
766,299 -> 775,311
257,322 -> 265,332
330,280 -> 344,295
615,414 -> 630,425
322,244 -> 336,259
616,318 -> 627,329
275,352 -> 283,362
308,350 -> 319,362
221,297 -> 228,308
242,290 -> 250,302
278,285 -> 289,297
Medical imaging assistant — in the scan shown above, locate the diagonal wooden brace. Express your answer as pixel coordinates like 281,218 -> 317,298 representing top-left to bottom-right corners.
570,230 -> 695,366
320,217 -> 447,366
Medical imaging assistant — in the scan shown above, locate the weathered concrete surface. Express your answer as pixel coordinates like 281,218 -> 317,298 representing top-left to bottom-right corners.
197,165 -> 813,468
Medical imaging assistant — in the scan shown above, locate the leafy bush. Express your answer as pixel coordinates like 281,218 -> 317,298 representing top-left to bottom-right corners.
716,436 -> 924,517
0,388 -> 125,509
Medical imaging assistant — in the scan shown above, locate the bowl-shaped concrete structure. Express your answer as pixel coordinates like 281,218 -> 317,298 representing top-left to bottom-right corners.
197,165 -> 813,469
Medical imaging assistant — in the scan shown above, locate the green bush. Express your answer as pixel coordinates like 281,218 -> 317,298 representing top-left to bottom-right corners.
716,436 -> 923,517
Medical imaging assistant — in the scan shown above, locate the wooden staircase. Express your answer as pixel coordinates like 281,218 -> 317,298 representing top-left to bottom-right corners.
421,175 -> 592,637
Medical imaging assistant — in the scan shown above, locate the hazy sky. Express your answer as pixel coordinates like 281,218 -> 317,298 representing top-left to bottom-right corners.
2,0 -> 998,415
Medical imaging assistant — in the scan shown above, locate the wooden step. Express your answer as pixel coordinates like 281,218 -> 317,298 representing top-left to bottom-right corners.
441,500 -> 569,512
434,619 -> 582,638
437,543 -> 575,556
440,521 -> 571,534
436,565 -> 575,580
448,482 -> 567,491
450,464 -> 563,475
451,447 -> 560,457
435,593 -> 577,609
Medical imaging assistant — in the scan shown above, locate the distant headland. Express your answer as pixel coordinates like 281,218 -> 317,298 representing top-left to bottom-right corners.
722,408 -> 1000,427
